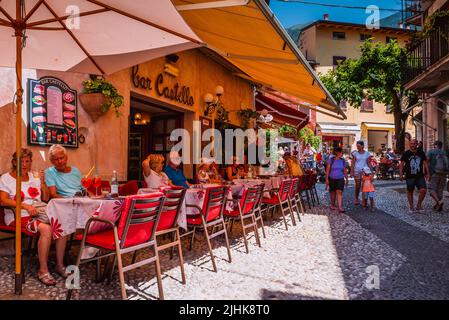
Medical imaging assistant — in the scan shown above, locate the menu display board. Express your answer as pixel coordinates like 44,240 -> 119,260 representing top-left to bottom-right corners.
27,77 -> 78,148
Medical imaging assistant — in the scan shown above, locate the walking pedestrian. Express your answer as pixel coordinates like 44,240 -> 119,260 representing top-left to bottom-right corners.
361,167 -> 375,212
303,143 -> 317,169
350,140 -> 372,205
427,140 -> 448,212
325,147 -> 349,214
399,139 -> 429,213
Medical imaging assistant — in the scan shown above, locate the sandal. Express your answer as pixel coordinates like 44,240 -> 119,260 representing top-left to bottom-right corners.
38,272 -> 56,286
55,266 -> 69,279
338,209 -> 346,214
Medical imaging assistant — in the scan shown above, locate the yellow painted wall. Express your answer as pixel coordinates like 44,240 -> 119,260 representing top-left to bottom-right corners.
299,24 -> 415,150
313,26 -> 409,67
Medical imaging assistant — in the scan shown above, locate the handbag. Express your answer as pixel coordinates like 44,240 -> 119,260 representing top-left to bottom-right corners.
26,205 -> 49,234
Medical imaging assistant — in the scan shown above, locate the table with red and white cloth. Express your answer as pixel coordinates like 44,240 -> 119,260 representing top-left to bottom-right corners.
45,197 -> 124,240
138,184 -> 243,230
232,176 -> 282,198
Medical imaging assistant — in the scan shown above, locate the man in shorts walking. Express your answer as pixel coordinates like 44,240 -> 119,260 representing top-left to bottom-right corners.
399,139 -> 429,213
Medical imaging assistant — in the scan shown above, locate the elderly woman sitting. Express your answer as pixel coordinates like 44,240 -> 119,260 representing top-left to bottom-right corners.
0,148 -> 64,286
142,154 -> 173,189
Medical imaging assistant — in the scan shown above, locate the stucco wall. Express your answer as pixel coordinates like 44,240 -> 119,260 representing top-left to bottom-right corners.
0,49 -> 254,180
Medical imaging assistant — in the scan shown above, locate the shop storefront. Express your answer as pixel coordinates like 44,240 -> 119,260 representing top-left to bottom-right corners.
0,48 -> 254,181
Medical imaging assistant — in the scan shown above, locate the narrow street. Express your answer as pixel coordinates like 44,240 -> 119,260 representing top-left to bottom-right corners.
1,179 -> 449,300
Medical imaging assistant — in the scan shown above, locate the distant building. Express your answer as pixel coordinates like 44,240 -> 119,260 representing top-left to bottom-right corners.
299,18 -> 415,154
402,0 -> 449,151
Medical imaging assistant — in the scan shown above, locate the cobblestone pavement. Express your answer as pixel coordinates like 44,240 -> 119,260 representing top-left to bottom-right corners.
0,179 -> 448,300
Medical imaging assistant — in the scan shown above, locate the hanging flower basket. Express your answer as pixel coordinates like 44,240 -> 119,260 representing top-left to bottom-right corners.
79,93 -> 108,122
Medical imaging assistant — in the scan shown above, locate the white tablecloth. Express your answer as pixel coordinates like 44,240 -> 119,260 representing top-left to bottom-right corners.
45,197 -> 124,240
233,177 -> 281,198
138,185 -> 241,230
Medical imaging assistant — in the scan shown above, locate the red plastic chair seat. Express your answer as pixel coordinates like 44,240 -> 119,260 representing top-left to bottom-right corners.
75,229 -> 116,250
223,208 -> 240,217
262,196 -> 279,205
186,214 -> 203,225
0,215 -> 38,237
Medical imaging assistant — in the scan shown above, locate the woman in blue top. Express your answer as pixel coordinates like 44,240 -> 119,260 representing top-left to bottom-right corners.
325,147 -> 349,214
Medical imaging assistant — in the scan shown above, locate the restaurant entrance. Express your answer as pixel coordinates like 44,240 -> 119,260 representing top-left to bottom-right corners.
128,95 -> 184,181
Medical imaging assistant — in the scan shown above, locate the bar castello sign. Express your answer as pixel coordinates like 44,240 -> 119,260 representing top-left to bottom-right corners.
131,65 -> 194,106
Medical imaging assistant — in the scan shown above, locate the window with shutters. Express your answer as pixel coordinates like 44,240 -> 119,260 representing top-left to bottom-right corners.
361,99 -> 374,112
339,100 -> 347,111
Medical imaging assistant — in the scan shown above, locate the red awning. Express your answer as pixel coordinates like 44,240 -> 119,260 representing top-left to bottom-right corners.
255,93 -> 309,130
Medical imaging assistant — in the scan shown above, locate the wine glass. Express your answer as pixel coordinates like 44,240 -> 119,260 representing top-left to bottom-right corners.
81,176 -> 92,196
93,175 -> 102,196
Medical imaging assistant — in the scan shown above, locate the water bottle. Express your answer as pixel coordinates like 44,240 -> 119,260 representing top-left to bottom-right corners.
111,170 -> 119,197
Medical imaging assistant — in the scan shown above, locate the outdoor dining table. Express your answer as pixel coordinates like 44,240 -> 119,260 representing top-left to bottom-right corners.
45,197 -> 125,240
233,176 -> 282,198
138,184 -> 244,230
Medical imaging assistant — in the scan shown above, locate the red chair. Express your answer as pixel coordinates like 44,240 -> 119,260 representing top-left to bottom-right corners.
118,180 -> 139,196
155,187 -> 187,284
0,206 -> 39,282
184,186 -> 231,272
252,183 -> 267,238
261,179 -> 295,230
299,175 -> 312,209
288,178 -> 304,222
224,185 -> 262,253
67,193 -> 166,300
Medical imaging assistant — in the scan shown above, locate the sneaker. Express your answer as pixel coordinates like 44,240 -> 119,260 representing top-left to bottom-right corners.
433,203 -> 439,210
438,202 -> 444,212
408,208 -> 415,214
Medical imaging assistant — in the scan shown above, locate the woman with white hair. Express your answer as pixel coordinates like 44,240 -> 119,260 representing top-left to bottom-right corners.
197,158 -> 213,183
142,154 -> 173,188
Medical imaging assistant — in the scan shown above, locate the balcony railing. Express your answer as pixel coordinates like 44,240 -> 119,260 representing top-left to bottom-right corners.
402,16 -> 449,85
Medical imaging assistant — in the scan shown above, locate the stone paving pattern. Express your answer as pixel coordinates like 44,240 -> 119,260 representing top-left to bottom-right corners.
0,179 -> 448,300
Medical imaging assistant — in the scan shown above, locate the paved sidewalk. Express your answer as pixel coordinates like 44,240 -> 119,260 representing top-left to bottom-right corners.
0,180 -> 448,300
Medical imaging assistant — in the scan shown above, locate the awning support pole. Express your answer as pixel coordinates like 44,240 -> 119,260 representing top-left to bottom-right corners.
14,0 -> 24,296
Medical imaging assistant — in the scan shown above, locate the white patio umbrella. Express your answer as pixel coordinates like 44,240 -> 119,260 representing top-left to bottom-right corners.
0,0 -> 202,295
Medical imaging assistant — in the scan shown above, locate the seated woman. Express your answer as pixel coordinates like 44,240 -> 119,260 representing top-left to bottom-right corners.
226,156 -> 246,181
197,158 -> 213,184
0,148 -> 62,286
142,154 -> 173,189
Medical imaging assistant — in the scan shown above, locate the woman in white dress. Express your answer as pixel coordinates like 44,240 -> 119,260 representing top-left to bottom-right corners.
0,148 -> 60,286
142,154 -> 173,189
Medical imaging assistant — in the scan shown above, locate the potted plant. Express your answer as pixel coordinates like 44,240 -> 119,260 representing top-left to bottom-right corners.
237,108 -> 260,129
278,124 -> 297,138
79,77 -> 124,122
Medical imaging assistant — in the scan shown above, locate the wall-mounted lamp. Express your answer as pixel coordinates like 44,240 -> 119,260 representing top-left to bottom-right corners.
203,85 -> 224,117
164,54 -> 180,77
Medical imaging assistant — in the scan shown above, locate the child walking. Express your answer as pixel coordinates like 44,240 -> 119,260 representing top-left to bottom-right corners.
361,167 -> 375,212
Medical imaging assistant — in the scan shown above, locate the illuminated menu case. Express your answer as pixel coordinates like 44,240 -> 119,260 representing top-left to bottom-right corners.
27,77 -> 79,148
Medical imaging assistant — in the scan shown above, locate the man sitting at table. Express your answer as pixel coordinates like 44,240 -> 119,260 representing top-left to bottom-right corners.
45,145 -> 83,198
44,144 -> 82,279
164,151 -> 191,188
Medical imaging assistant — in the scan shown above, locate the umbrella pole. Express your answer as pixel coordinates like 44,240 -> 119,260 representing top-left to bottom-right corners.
14,0 -> 24,295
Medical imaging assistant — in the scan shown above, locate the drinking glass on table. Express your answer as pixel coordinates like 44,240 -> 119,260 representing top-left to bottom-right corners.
93,175 -> 102,196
